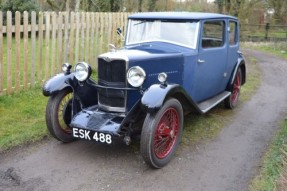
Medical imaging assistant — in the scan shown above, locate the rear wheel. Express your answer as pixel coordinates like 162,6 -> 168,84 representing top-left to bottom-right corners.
140,98 -> 183,168
225,68 -> 242,109
46,88 -> 75,143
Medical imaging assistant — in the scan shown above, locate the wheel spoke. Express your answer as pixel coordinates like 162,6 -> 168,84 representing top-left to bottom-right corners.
154,107 -> 179,159
231,70 -> 241,105
154,137 -> 170,153
57,92 -> 72,133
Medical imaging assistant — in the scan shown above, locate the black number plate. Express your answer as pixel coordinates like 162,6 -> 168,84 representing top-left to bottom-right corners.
72,128 -> 113,144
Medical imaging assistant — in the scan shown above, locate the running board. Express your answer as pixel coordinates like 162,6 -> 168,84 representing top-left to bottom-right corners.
198,91 -> 231,113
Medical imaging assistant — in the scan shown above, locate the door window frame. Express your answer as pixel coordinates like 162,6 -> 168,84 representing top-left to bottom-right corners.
200,19 -> 226,49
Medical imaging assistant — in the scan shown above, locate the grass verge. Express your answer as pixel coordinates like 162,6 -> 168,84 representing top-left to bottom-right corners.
0,86 -> 48,152
249,120 -> 287,191
241,42 -> 287,60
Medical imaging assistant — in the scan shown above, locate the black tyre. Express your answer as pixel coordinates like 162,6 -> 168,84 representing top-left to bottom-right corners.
140,98 -> 183,168
225,68 -> 242,109
45,88 -> 75,143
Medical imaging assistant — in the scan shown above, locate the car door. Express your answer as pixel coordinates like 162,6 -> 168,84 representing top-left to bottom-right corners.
192,19 -> 227,102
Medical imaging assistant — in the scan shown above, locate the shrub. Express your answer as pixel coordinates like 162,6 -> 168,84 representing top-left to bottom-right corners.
1,0 -> 39,25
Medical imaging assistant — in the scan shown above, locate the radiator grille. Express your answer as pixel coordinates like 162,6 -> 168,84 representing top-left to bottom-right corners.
98,58 -> 126,111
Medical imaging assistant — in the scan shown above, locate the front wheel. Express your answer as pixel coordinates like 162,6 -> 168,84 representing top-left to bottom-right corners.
225,68 -> 242,109
140,98 -> 183,168
45,88 -> 75,143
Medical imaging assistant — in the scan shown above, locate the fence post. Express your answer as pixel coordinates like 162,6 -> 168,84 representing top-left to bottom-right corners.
51,12 -> 57,76
23,11 -> 29,90
44,12 -> 51,81
15,11 -> 21,92
265,23 -> 270,40
0,12 -> 3,95
7,11 -> 12,94
38,12 -> 44,82
57,12 -> 63,71
31,11 -> 36,86
69,12 -> 75,64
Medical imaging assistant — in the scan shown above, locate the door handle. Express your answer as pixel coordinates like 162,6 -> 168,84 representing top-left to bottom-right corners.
198,59 -> 205,63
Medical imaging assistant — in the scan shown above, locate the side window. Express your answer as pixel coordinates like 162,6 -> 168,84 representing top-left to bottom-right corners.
228,21 -> 237,45
202,20 -> 225,48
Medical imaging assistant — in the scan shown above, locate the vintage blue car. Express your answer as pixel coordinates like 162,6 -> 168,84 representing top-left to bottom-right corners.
43,12 -> 246,168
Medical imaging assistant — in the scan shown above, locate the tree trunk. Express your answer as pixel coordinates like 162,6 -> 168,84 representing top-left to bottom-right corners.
75,0 -> 81,11
226,0 -> 231,14
138,0 -> 143,12
148,0 -> 157,11
66,0 -> 70,12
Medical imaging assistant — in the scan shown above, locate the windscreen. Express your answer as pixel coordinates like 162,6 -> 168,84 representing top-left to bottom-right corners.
126,19 -> 200,49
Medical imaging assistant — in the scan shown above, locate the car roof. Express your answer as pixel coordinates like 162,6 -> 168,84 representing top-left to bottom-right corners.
128,12 -> 237,20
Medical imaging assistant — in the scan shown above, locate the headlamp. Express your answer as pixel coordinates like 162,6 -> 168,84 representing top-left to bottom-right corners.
127,66 -> 146,87
74,62 -> 92,82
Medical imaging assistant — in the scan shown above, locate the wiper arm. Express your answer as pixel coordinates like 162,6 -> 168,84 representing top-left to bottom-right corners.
134,20 -> 147,26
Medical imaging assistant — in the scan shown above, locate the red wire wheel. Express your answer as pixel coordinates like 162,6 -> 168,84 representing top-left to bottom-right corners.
154,108 -> 179,159
225,68 -> 242,109
141,98 -> 183,168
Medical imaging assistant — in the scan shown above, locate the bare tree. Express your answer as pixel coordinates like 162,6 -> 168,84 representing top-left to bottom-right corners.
268,0 -> 287,24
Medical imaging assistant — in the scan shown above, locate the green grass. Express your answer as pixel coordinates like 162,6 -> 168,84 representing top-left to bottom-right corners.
249,120 -> 287,191
0,86 -> 48,151
241,42 -> 287,60
241,56 -> 261,102
242,31 -> 287,39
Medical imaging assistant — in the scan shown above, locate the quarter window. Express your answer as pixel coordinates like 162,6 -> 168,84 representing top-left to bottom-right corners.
228,21 -> 237,45
202,21 -> 225,48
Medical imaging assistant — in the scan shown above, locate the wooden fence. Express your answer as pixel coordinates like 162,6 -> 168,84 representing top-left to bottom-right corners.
0,11 -> 130,95
241,23 -> 287,42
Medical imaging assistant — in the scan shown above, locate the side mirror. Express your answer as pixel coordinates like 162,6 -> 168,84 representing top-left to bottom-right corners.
116,27 -> 125,41
117,28 -> 122,35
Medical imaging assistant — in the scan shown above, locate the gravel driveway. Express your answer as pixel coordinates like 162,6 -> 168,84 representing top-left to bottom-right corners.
1,50 -> 287,191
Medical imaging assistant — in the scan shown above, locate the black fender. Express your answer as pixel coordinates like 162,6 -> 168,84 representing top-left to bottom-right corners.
141,84 -> 201,114
43,73 -> 98,108
43,73 -> 75,97
227,55 -> 246,91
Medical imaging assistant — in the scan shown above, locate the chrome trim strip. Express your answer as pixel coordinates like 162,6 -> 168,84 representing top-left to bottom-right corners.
94,84 -> 137,91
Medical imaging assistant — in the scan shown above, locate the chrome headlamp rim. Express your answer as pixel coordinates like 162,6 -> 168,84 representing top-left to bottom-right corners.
127,66 -> 146,87
74,62 -> 92,82
158,72 -> 167,83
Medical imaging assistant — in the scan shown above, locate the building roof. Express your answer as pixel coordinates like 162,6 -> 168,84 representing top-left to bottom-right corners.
128,12 -> 237,20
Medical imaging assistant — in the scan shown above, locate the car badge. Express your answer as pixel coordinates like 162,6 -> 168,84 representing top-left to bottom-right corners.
103,57 -> 111,62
